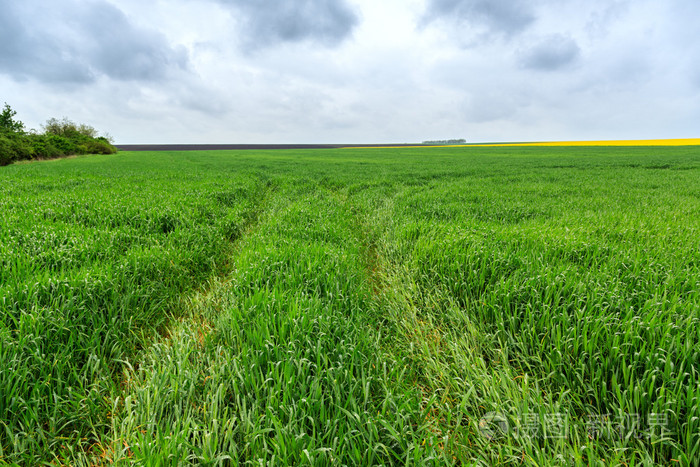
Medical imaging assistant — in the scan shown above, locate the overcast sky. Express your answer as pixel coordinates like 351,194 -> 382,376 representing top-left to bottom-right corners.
1,0 -> 699,144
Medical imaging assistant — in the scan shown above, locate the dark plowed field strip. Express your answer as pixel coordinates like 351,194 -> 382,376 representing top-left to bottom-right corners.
115,143 -> 418,151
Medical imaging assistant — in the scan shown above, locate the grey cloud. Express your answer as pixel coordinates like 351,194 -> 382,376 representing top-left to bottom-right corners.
422,0 -> 535,41
0,4 -> 95,84
0,0 -> 187,85
519,35 -> 581,71
215,0 -> 359,48
81,2 -> 188,81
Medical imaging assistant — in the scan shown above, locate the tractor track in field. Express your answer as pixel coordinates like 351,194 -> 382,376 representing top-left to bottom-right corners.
96,179 -> 277,462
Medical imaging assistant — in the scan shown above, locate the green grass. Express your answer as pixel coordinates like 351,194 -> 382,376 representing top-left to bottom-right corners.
0,147 -> 698,465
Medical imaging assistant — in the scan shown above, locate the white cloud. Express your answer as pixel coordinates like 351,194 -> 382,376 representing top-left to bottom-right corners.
0,0 -> 698,143
0,0 -> 187,85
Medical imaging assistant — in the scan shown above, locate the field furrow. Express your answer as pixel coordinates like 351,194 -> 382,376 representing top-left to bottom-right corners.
1,146 -> 698,464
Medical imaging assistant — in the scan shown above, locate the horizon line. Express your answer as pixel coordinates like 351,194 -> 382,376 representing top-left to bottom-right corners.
115,138 -> 700,151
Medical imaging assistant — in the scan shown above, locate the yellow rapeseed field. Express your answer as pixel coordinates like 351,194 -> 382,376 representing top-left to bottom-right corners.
360,138 -> 700,149
469,138 -> 700,147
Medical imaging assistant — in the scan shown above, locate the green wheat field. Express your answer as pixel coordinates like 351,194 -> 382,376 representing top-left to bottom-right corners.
1,146 -> 699,465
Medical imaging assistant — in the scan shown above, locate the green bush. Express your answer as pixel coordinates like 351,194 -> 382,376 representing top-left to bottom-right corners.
26,134 -> 63,159
0,103 -> 25,134
43,134 -> 78,155
0,136 -> 14,166
0,134 -> 34,164
11,134 -> 34,160
0,104 -> 117,165
85,138 -> 118,155
43,117 -> 100,139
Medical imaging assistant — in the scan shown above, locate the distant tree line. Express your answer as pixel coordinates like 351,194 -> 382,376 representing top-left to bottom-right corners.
0,103 -> 117,166
422,139 -> 467,145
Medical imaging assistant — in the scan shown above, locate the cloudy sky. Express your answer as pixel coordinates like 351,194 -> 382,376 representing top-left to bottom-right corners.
1,0 -> 699,144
